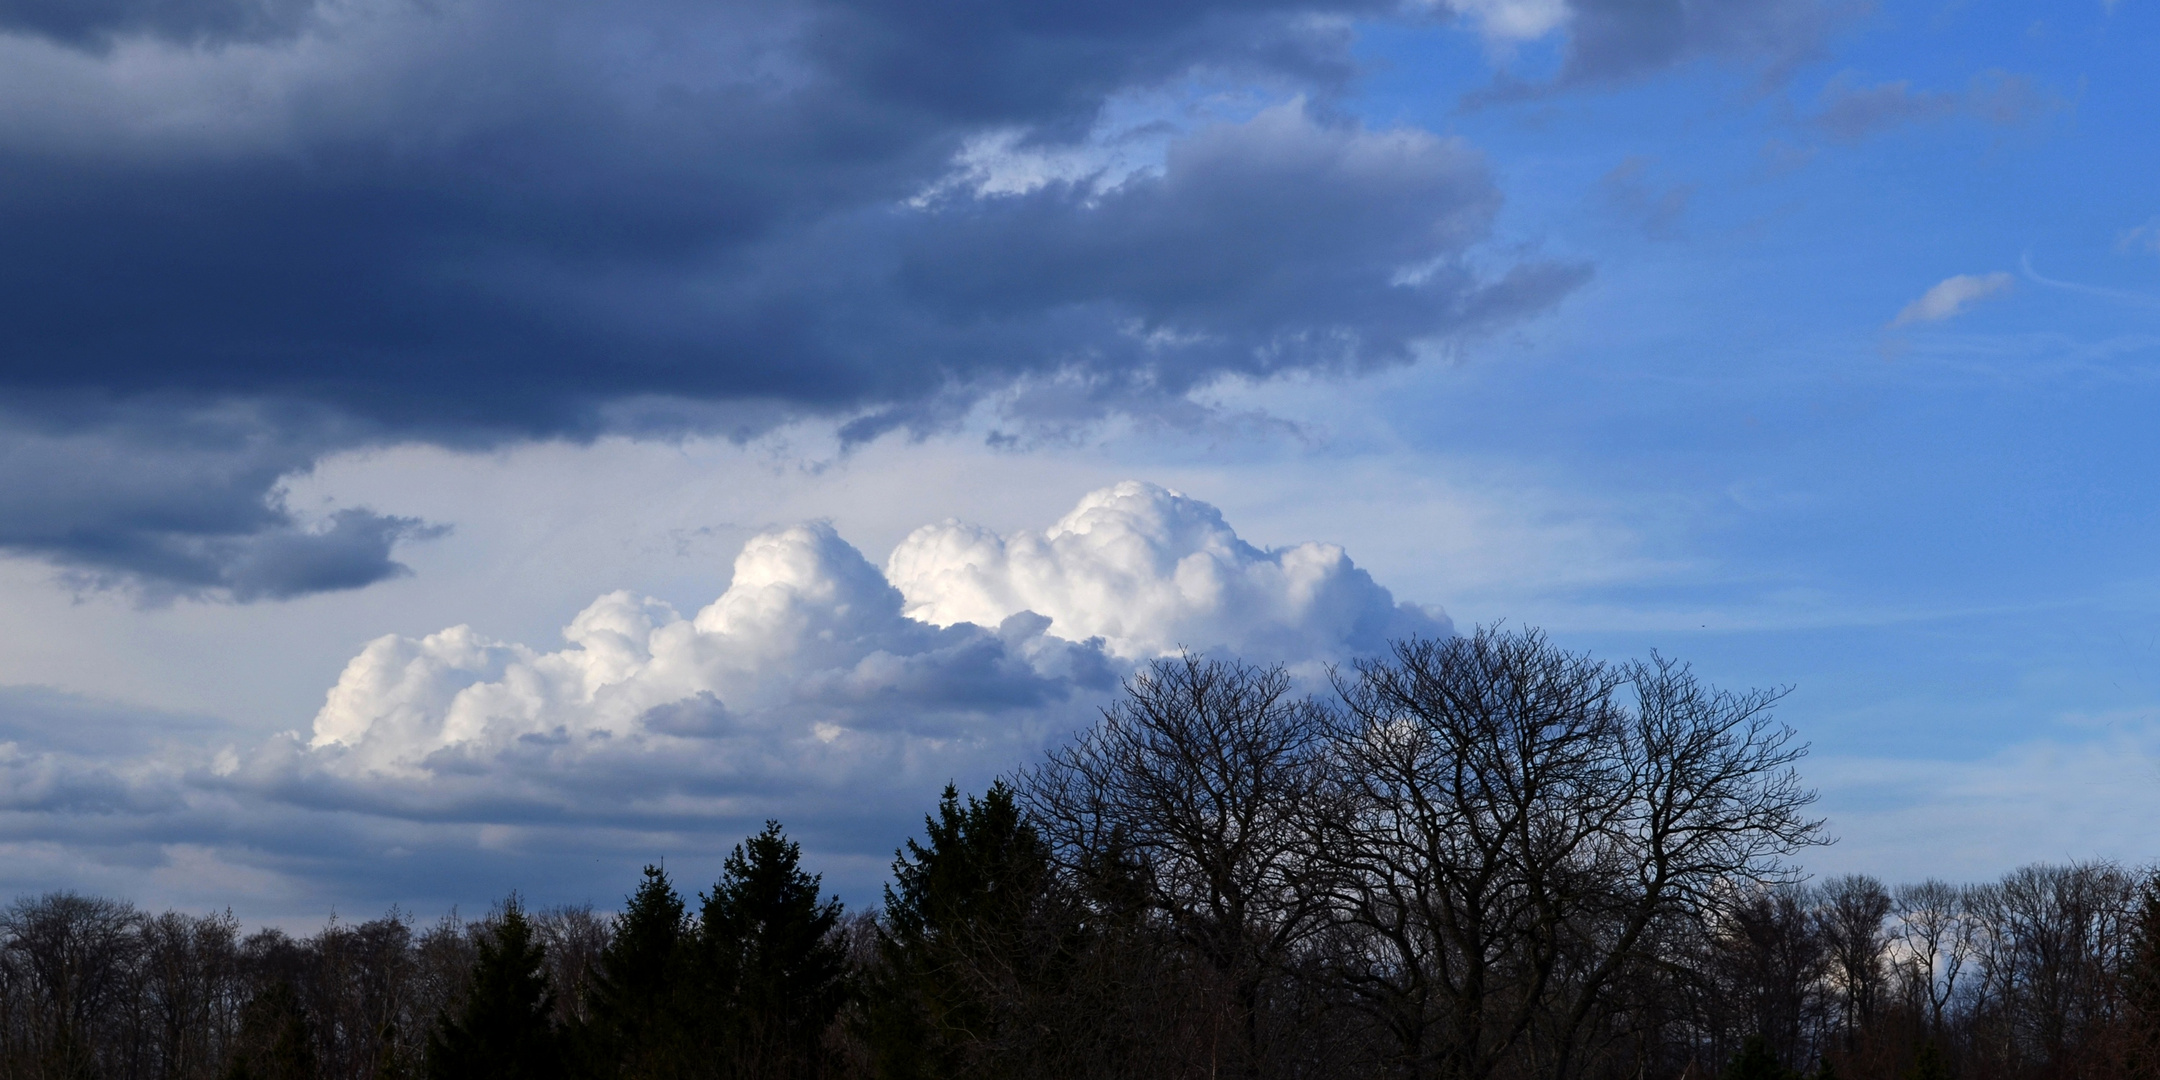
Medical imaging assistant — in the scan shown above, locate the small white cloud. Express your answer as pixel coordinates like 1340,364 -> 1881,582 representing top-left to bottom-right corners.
1890,272 -> 2013,326
2117,217 -> 2160,255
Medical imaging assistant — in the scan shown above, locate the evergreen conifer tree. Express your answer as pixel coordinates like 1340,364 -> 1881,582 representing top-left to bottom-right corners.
579,865 -> 689,1080
867,782 -> 1055,1080
425,896 -> 567,1080
695,822 -> 847,1080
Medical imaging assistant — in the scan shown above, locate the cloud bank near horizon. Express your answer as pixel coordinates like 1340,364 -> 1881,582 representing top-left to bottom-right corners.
0,483 -> 1443,913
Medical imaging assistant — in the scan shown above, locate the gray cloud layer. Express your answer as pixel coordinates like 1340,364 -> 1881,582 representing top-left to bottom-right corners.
0,0 -> 315,48
0,402 -> 437,601
0,0 -> 1839,597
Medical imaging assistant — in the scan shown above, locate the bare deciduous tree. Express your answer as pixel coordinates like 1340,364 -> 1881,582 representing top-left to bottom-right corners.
1323,629 -> 1825,1080
0,892 -> 143,1079
1894,879 -> 1978,1035
1820,875 -> 1892,1049
1322,628 -> 1630,1080
1026,652 -> 1335,1080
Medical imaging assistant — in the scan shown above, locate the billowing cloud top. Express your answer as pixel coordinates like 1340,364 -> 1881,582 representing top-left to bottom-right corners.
306,482 -> 1439,781
888,480 -> 1443,660
304,522 -> 1115,786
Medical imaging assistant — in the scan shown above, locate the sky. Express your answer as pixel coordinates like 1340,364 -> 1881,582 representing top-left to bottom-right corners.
1,0 -> 2158,922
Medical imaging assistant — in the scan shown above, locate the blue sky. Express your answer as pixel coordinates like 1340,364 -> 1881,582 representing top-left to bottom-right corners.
0,0 -> 2156,920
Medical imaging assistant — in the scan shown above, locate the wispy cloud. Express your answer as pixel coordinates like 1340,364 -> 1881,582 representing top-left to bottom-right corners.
1809,70 -> 2059,142
1891,273 -> 2014,327
2018,252 -> 2160,307
1597,156 -> 1693,240
2118,218 -> 2160,256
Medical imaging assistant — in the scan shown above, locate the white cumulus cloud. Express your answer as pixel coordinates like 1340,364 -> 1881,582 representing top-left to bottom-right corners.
1891,271 -> 2013,326
284,482 -> 1439,822
302,521 -> 1113,788
887,481 -> 1447,663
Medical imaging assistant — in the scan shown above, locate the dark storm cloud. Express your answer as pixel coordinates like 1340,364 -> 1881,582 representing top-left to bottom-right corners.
0,0 -> 1678,597
896,106 -> 1566,372
0,402 -> 439,600
0,0 -> 314,49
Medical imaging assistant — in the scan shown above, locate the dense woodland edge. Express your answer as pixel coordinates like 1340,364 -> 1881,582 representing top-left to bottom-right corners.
5,628 -> 2158,1080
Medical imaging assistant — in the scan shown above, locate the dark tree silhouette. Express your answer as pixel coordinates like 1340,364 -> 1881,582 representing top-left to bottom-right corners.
0,892 -> 141,1080
2126,872 -> 2160,1079
1026,652 -> 1335,1080
1902,1041 -> 1951,1080
868,781 -> 1057,1080
578,866 -> 688,1080
696,821 -> 847,1080
424,896 -> 566,1080
1326,629 -> 1825,1080
1819,875 -> 1893,1050
1724,1035 -> 1798,1080
0,633 -> 2153,1080
222,982 -> 318,1080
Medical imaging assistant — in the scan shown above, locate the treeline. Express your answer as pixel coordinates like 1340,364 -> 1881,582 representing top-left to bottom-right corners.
4,629 -> 2158,1080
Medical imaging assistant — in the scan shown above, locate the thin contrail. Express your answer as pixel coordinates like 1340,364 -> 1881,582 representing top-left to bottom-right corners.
2018,250 -> 2160,307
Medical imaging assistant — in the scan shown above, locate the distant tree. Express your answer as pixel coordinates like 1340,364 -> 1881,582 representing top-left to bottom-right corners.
310,910 -> 422,1080
1723,1035 -> 1798,1080
424,896 -> 565,1080
2125,872 -> 2160,1080
695,822 -> 848,1080
1893,881 -> 1977,1034
140,909 -> 244,1080
1902,1040 -> 1951,1080
0,892 -> 142,1080
1819,875 -> 1893,1047
1713,886 -> 1828,1070
580,866 -> 689,1080
866,781 -> 1057,1080
222,982 -> 318,1080
533,904 -> 610,1032
1964,862 -> 2133,1072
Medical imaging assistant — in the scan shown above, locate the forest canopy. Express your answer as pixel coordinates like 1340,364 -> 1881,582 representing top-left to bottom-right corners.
2,629 -> 2154,1080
